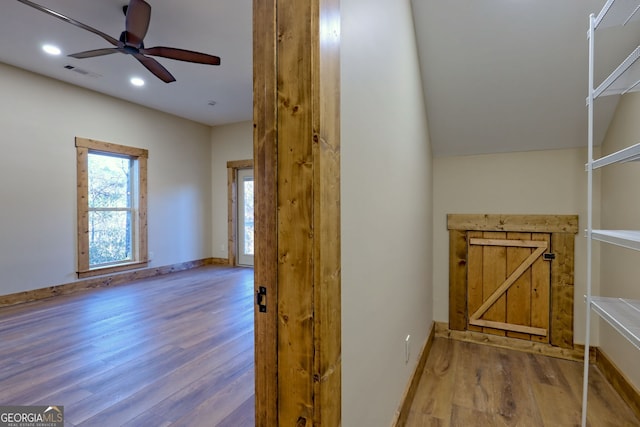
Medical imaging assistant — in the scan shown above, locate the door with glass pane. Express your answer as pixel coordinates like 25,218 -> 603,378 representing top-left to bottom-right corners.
237,168 -> 254,267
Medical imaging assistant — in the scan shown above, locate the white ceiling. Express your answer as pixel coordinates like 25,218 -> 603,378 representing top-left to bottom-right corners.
2,1 -> 639,156
411,0 -> 640,156
0,0 -> 252,127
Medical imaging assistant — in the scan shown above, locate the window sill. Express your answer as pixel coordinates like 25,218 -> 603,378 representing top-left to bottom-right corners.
77,260 -> 149,279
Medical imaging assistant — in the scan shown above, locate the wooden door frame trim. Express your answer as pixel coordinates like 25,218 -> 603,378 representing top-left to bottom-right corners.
253,0 -> 341,424
227,159 -> 254,267
448,214 -> 578,349
253,0 -> 278,423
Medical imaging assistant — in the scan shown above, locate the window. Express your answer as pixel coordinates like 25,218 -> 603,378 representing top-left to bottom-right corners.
76,137 -> 148,278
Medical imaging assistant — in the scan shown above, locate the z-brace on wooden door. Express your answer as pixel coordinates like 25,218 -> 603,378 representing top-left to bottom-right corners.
448,214 -> 578,349
467,231 -> 551,342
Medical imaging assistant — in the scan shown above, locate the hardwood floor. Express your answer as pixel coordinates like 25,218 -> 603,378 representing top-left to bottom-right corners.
406,337 -> 640,427
0,265 -> 255,426
7,267 -> 639,426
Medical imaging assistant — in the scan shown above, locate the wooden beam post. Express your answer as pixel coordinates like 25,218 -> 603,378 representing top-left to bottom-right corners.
253,0 -> 341,425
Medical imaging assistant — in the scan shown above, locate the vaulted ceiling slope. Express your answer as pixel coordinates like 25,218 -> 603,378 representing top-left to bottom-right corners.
0,0 -> 252,127
411,0 -> 640,157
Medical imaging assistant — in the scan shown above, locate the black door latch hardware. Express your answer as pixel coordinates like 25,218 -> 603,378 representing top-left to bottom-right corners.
256,286 -> 267,313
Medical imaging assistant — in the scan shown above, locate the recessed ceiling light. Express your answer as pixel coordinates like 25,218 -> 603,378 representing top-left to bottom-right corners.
42,44 -> 61,56
130,77 -> 145,87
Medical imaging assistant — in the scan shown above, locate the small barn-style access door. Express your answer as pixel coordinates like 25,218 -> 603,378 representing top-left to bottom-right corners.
448,214 -> 579,349
467,231 -> 551,342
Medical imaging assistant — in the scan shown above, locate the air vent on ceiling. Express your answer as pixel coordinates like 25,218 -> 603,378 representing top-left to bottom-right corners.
63,65 -> 101,78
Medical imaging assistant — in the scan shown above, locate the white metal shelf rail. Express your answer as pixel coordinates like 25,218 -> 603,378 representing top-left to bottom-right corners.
583,1 -> 640,426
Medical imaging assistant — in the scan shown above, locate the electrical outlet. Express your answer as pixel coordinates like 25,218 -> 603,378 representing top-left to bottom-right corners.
220,244 -> 225,253
405,335 -> 411,364
149,251 -> 154,260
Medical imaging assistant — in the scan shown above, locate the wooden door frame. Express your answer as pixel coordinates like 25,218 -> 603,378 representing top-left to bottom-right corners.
226,159 -> 254,267
253,0 -> 341,425
448,214 -> 578,349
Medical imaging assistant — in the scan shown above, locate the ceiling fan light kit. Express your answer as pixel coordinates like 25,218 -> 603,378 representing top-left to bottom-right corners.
16,0 -> 221,83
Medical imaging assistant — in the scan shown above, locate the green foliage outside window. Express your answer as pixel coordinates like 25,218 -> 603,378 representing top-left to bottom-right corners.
88,153 -> 134,266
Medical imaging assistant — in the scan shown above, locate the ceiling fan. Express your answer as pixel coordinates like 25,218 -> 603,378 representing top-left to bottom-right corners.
16,0 -> 221,83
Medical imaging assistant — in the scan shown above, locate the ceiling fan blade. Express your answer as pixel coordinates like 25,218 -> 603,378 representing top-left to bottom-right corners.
132,53 -> 176,83
140,46 -> 221,65
125,0 -> 151,47
69,48 -> 122,59
16,0 -> 120,47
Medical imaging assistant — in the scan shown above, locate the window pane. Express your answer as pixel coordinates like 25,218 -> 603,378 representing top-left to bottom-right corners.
88,153 -> 131,208
89,210 -> 133,266
243,178 -> 254,255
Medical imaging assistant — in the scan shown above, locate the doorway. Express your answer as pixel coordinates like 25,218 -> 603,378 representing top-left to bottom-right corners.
226,159 -> 254,267
237,168 -> 254,267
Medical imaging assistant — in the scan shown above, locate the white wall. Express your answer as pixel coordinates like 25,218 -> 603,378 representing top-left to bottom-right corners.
341,0 -> 433,425
210,121 -> 253,259
433,148 -> 597,344
599,92 -> 640,389
0,63 -> 213,295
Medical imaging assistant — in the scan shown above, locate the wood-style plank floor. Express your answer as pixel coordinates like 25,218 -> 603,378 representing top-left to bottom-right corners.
407,337 -> 640,427
0,265 -> 255,426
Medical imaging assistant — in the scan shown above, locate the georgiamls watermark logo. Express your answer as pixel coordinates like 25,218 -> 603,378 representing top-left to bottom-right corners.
0,405 -> 64,427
